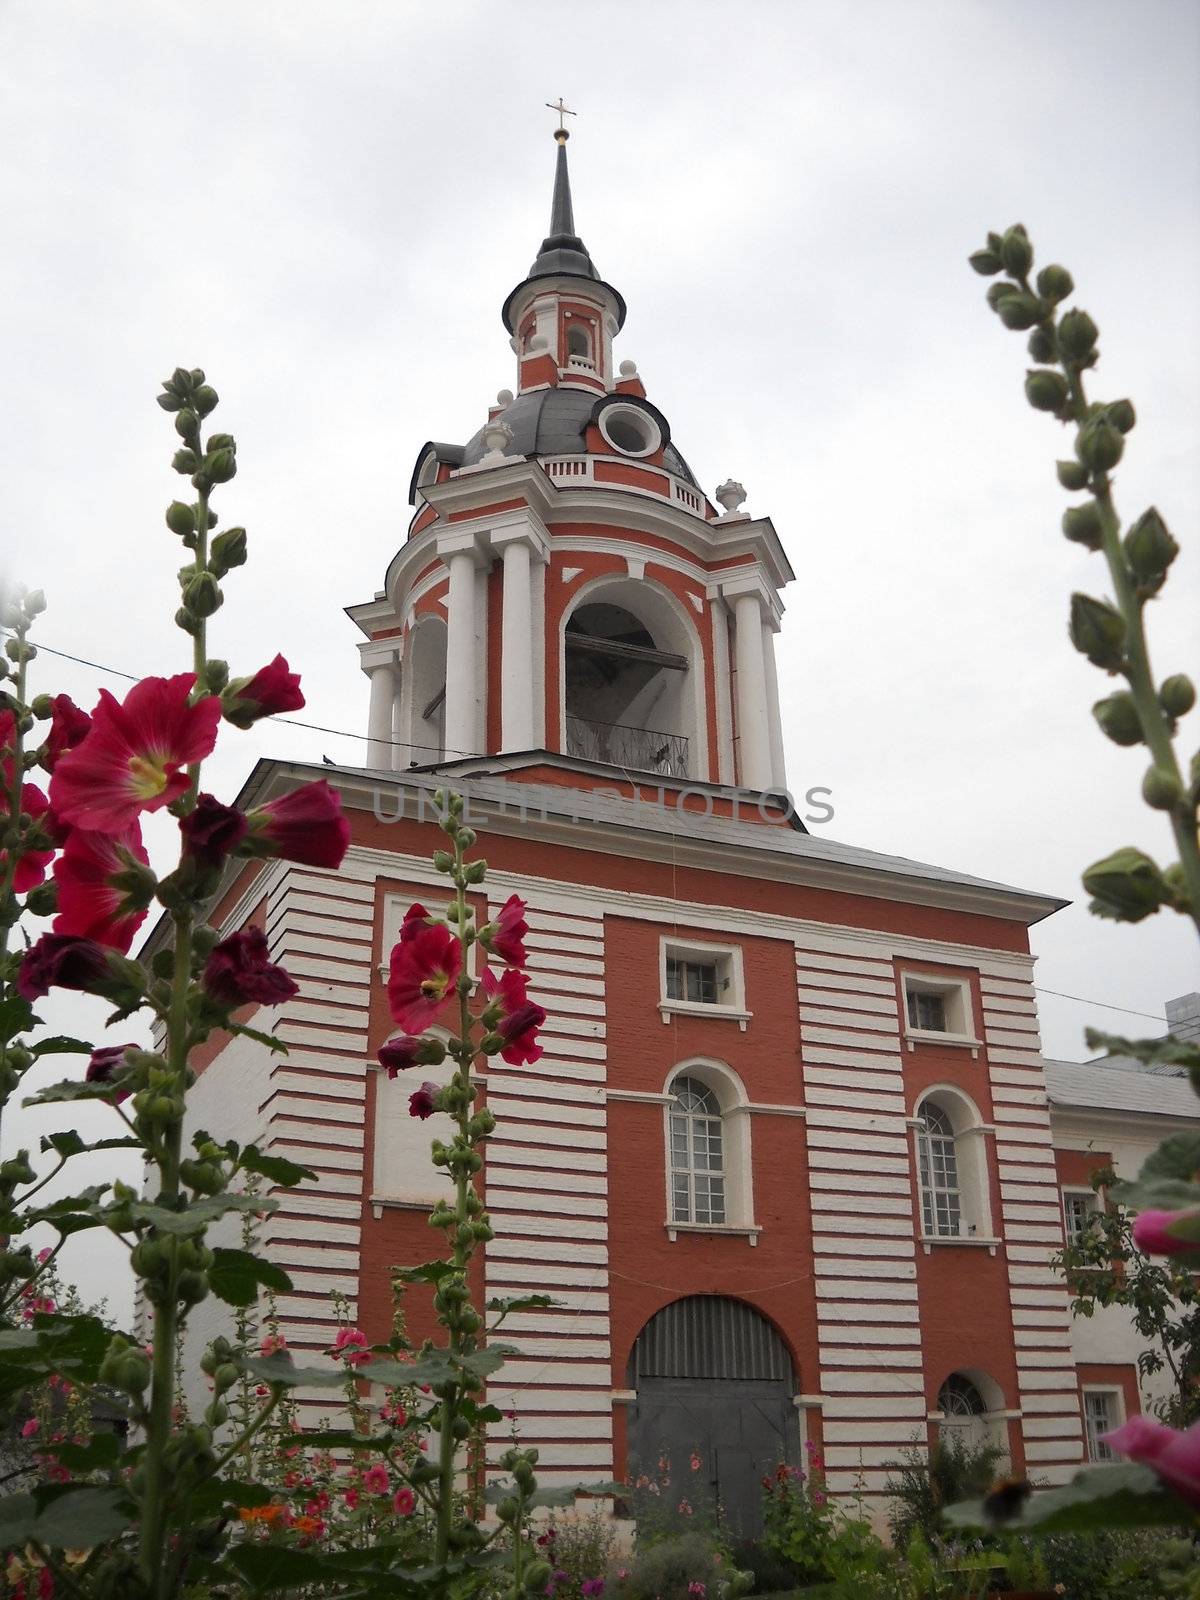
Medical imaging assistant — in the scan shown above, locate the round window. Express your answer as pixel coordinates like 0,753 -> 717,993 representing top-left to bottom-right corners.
599,403 -> 661,459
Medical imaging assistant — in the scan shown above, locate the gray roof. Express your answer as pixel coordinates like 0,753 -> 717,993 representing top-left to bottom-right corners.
1044,1058 -> 1200,1120
458,387 -> 700,488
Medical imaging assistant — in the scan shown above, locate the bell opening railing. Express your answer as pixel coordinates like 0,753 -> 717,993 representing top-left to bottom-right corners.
564,713 -> 689,779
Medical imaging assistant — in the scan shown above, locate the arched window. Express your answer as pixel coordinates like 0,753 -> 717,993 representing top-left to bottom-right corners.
397,616 -> 447,766
566,323 -> 592,361
917,1102 -> 961,1238
669,1076 -> 725,1225
370,1044 -> 455,1210
935,1370 -> 1009,1463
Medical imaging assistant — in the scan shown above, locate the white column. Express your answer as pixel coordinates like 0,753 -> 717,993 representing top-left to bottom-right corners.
733,591 -> 772,790
444,547 -> 479,759
500,539 -> 534,750
710,596 -> 735,785
762,621 -> 786,790
366,661 -> 397,768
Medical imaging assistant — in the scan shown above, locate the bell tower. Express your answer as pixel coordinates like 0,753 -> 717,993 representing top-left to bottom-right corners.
348,129 -> 794,797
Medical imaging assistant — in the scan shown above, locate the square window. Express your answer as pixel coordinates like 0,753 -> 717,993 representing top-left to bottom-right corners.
1083,1390 -> 1121,1462
901,972 -> 976,1049
1063,1190 -> 1100,1246
908,990 -> 947,1032
660,940 -> 747,1023
666,957 -> 720,1005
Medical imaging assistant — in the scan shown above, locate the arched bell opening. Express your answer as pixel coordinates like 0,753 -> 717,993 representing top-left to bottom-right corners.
399,616 -> 447,766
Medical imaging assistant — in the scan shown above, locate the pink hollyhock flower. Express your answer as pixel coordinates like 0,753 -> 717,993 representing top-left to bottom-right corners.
50,674 -> 220,832
21,1418 -> 39,1438
43,695 -> 92,770
203,926 -> 299,1009
343,1488 -> 359,1510
582,1581 -> 605,1598
0,781 -> 56,894
362,1463 -> 390,1495
1132,1208 -> 1200,1258
260,1332 -> 287,1356
387,921 -> 461,1033
222,655 -> 305,728
17,933 -> 110,1002
85,1045 -> 137,1103
245,779 -> 350,869
332,1327 -> 371,1368
377,1032 -> 445,1079
393,1485 -> 416,1517
53,823 -> 150,952
180,793 -> 249,867
409,1081 -> 439,1120
481,967 -> 546,1066
687,1586 -> 706,1598
482,894 -> 529,968
690,1452 -> 702,1472
1104,1414 -> 1200,1506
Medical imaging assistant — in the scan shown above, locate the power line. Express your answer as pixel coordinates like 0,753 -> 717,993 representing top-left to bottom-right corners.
14,639 -> 1171,1030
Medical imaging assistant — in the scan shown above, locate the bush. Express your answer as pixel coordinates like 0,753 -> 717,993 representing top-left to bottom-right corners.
538,1510 -> 621,1600
883,1436 -> 1006,1549
614,1531 -> 728,1600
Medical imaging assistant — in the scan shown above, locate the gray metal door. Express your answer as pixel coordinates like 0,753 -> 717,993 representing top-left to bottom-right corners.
627,1298 -> 800,1538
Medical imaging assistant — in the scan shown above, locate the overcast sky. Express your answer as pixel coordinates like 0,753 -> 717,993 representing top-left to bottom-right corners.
2,0 -> 1197,1313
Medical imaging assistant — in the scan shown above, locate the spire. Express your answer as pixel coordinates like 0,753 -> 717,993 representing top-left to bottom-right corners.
501,123 -> 626,333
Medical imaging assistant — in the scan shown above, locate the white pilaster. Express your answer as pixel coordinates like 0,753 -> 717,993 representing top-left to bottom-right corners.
732,591 -> 772,790
440,533 -> 483,760
360,641 -> 401,769
500,539 -> 534,749
710,596 -> 735,785
762,620 -> 786,790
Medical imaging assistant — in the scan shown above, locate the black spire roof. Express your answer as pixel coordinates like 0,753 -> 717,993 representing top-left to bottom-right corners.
502,133 -> 626,333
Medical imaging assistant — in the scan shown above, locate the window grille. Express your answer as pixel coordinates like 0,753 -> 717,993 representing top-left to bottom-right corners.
918,1102 -> 962,1237
669,1076 -> 726,1225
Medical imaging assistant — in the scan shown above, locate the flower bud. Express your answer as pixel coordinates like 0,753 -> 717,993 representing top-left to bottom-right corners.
1082,846 -> 1170,923
1035,263 -> 1074,303
986,282 -> 1020,310
157,389 -> 183,412
1056,460 -> 1090,492
183,572 -> 222,619
1123,507 -> 1179,592
172,448 -> 199,475
1061,502 -> 1103,549
1058,308 -> 1098,360
968,248 -> 1002,276
208,526 -> 247,578
23,882 -> 57,917
1069,593 -> 1126,670
1092,692 -> 1143,747
165,500 -> 196,537
204,448 -> 237,484
206,433 -> 236,453
999,226 -> 1032,277
1075,420 -> 1124,473
1143,766 -> 1183,811
174,407 -> 199,440
25,590 -> 46,617
1106,398 -> 1136,434
1159,674 -> 1195,719
171,367 -> 194,395
1025,368 -> 1068,413
997,293 -> 1042,331
1027,327 -> 1055,363
193,385 -> 219,417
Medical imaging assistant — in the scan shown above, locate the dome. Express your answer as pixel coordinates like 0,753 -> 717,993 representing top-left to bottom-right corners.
459,387 -> 700,488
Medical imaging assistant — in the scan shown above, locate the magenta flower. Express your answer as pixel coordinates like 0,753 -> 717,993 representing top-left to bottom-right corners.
85,1044 -> 137,1103
49,674 -> 221,832
332,1327 -> 371,1368
21,1418 -> 39,1438
482,894 -> 529,968
387,919 -> 462,1033
245,779 -> 350,869
181,793 -> 249,867
1104,1414 -> 1200,1507
53,822 -> 150,952
222,654 -> 305,728
1132,1208 -> 1200,1258
393,1485 -> 416,1517
43,694 -> 92,770
362,1463 -> 390,1495
17,933 -> 111,1002
202,926 -> 299,1008
582,1582 -> 605,1598
409,1081 -> 440,1120
481,967 -> 546,1065
377,1033 -> 446,1079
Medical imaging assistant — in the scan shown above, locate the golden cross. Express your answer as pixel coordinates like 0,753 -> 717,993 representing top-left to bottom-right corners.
545,97 -> 576,135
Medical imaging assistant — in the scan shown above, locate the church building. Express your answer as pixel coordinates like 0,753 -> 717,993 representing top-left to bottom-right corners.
186,127 -> 1193,1530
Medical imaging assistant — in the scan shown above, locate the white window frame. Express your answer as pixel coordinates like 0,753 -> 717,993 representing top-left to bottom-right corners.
1062,1186 -> 1101,1247
1081,1385 -> 1125,1462
661,1060 -> 760,1245
597,401 -> 662,459
658,936 -> 750,1030
667,1076 -> 727,1226
909,1086 -> 998,1252
901,971 -> 981,1056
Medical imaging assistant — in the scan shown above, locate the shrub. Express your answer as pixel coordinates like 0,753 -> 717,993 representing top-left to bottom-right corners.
614,1531 -> 727,1600
537,1510 -> 621,1600
883,1436 -> 1006,1548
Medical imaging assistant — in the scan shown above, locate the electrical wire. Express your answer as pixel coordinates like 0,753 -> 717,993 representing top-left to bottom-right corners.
13,637 -> 1170,1028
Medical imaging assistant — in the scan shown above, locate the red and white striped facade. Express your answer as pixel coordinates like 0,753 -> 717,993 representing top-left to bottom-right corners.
179,136 -> 1189,1516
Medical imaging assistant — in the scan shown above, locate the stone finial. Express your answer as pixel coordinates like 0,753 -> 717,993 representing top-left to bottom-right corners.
618,358 -> 638,378
480,418 -> 514,464
715,479 -> 748,515
496,388 -> 514,407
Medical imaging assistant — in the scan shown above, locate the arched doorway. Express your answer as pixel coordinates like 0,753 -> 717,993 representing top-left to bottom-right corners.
626,1296 -> 799,1536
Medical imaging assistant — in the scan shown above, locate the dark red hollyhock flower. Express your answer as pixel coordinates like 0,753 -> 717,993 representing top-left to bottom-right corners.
484,895 -> 528,968
399,903 -> 431,943
376,1033 -> 447,1079
386,920 -> 461,1034
85,1044 -> 137,1104
203,926 -> 299,1008
17,933 -> 111,1002
53,822 -> 150,953
222,655 -> 305,728
246,780 -> 350,869
181,793 -> 249,867
481,968 -> 546,1066
44,695 -> 92,770
408,1081 -> 439,1120
0,781 -> 56,894
50,674 -> 221,833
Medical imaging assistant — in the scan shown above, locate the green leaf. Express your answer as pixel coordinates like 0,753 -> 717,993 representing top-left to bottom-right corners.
30,1035 -> 93,1058
487,1293 -> 558,1317
228,1020 -> 288,1055
240,1351 -> 348,1389
0,1484 -> 133,1549
1140,1133 -> 1200,1184
128,1192 -> 274,1236
392,1260 -> 459,1286
208,1247 -> 293,1306
39,1130 -> 139,1158
237,1143 -> 317,1187
0,997 -> 38,1043
25,1077 -> 127,1106
1110,1178 -> 1200,1213
358,1344 -> 514,1389
29,1312 -> 115,1381
1086,1029 -> 1200,1076
0,1329 -> 42,1354
946,1463 -> 1191,1533
186,1476 -> 274,1517
50,1432 -> 121,1471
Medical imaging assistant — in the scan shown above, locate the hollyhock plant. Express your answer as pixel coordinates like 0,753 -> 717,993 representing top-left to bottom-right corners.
392,1486 -> 415,1517
377,1032 -> 446,1079
180,792 -> 249,867
53,822 -> 152,952
202,925 -> 299,1009
16,932 -> 111,1002
0,780 -> 56,893
49,673 -> 221,832
221,653 -> 305,728
481,967 -> 546,1066
244,779 -> 351,869
362,1463 -> 390,1496
331,1327 -> 371,1368
1104,1415 -> 1200,1508
386,919 -> 461,1033
408,1081 -> 439,1120
42,693 -> 91,770
85,1045 -> 137,1103
480,894 -> 529,968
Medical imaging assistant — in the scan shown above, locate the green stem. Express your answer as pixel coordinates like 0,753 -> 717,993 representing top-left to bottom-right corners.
209,1387 -> 282,1476
0,627 -> 30,1147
